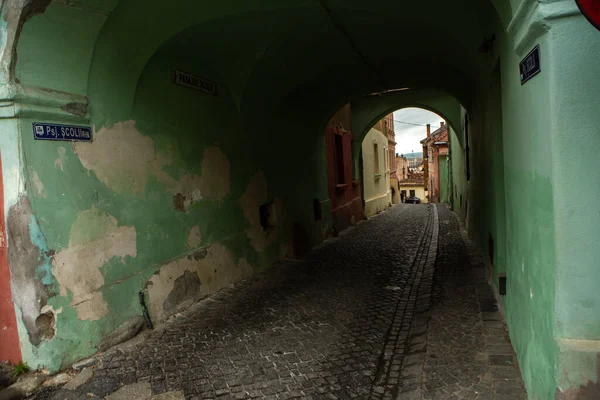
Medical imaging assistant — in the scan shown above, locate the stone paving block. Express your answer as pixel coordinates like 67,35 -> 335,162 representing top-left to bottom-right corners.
48,390 -> 89,400
105,382 -> 152,400
488,355 -> 515,366
486,344 -> 515,355
62,369 -> 93,391
151,391 -> 185,400
490,366 -> 522,380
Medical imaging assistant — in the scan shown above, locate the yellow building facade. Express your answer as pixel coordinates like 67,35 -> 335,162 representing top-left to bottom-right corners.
362,127 -> 392,217
398,184 -> 428,204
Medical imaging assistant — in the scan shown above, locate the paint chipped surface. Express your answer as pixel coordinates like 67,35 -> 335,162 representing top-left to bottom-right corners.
199,146 -> 230,201
187,226 -> 201,248
31,171 -> 46,198
52,207 -> 136,321
240,171 -> 268,228
36,305 -> 62,341
74,121 -> 170,194
54,147 -> 66,171
146,244 -> 252,321
7,196 -> 51,345
73,122 -> 225,208
239,171 -> 283,252
556,343 -> 600,400
180,174 -> 204,210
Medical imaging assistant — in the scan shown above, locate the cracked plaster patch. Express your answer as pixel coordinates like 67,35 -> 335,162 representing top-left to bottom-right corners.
147,244 -> 252,321
37,304 -> 62,340
199,146 -> 230,201
74,121 -> 171,194
52,207 -> 136,321
74,121 -> 230,204
187,225 -> 202,249
239,171 -> 283,252
54,147 -> 66,171
31,171 -> 45,198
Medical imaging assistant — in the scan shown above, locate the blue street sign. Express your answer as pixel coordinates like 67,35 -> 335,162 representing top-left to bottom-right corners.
519,45 -> 541,85
33,123 -> 92,142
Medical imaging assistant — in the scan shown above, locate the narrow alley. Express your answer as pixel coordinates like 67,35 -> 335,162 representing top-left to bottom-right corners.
29,205 -> 525,400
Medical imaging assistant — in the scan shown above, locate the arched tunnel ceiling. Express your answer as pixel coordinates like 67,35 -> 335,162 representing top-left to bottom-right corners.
82,0 -> 503,130
13,0 -> 506,135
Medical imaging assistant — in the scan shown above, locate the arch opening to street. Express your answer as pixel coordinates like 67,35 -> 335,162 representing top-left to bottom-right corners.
354,107 -> 455,211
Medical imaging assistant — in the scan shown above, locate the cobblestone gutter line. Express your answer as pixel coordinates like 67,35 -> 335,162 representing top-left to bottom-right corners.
391,204 -> 440,400
396,205 -> 526,400
370,205 -> 439,400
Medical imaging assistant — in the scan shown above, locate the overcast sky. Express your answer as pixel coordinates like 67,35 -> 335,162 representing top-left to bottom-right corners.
393,108 -> 445,156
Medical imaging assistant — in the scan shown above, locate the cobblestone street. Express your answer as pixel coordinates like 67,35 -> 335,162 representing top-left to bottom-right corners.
33,204 -> 526,400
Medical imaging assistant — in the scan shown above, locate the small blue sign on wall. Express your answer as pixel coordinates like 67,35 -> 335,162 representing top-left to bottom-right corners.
33,123 -> 92,142
519,45 -> 541,85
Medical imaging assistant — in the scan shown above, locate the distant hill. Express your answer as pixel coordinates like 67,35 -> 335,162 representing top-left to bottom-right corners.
400,152 -> 423,159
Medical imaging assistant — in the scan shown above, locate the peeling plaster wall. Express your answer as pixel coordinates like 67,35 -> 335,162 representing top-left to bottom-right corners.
146,244 -> 252,321
52,207 -> 137,321
11,32 -> 303,371
73,121 -> 172,195
6,196 -> 51,346
239,171 -> 283,252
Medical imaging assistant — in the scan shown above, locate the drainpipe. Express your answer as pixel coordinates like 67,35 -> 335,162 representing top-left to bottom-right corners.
423,125 -> 430,196
448,134 -> 454,207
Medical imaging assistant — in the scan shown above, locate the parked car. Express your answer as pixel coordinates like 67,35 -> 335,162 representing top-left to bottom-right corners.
405,196 -> 421,204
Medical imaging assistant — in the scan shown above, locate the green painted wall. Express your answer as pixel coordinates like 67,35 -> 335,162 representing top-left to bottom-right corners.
438,155 -> 449,204
550,14 -> 600,342
463,24 -> 558,400
468,62 -> 508,281
547,13 -> 600,399
13,23 -> 330,372
449,124 -> 468,219
15,1 -> 109,95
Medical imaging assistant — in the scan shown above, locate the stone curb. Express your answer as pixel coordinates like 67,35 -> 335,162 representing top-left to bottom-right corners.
392,205 -> 439,400
370,204 -> 439,400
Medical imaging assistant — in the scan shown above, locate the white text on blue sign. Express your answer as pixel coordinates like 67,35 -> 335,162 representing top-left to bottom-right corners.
33,123 -> 92,142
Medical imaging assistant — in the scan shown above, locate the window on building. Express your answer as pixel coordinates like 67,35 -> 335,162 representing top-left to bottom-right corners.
410,190 -> 416,197
384,146 -> 388,172
334,133 -> 345,184
374,142 -> 380,175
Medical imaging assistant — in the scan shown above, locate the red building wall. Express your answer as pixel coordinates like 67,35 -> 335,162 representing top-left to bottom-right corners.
424,123 -> 449,203
0,154 -> 21,363
325,105 -> 364,233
